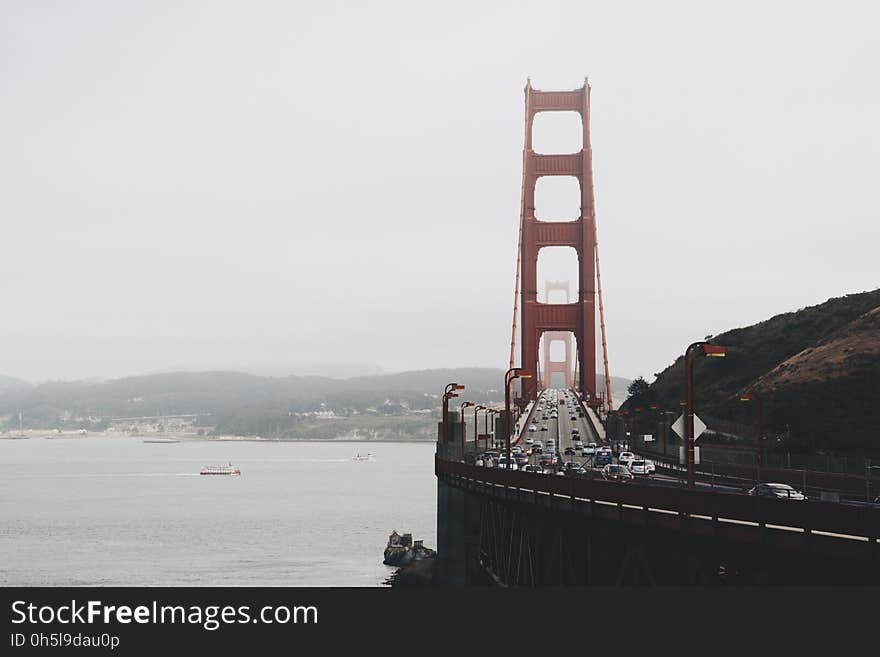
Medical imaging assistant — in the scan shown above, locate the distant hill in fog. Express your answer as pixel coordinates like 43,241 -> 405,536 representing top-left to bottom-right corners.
0,374 -> 31,392
0,368 -> 509,432
0,366 -> 632,436
598,374 -> 633,409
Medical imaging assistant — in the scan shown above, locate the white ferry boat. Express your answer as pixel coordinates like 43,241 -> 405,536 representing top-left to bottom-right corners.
352,453 -> 374,462
199,463 -> 241,476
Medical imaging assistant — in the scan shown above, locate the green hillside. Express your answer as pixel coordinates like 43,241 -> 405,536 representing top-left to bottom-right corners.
621,289 -> 880,454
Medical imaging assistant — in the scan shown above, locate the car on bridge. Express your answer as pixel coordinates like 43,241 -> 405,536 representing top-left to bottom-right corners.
618,451 -> 636,467
529,444 -> 543,454
594,447 -> 612,467
521,464 -> 543,474
496,457 -> 519,471
564,447 -> 576,456
747,483 -> 806,500
628,460 -> 655,477
601,464 -> 634,482
528,425 -> 537,432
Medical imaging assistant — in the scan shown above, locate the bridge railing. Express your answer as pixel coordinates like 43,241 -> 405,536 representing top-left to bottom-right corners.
634,448 -> 880,501
436,456 -> 880,542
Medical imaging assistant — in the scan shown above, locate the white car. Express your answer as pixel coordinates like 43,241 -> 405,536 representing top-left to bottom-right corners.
525,437 -> 534,444
748,483 -> 806,500
618,451 -> 635,466
573,440 -> 583,449
496,458 -> 519,471
583,443 -> 597,455
528,425 -> 537,432
628,459 -> 654,476
521,464 -> 542,474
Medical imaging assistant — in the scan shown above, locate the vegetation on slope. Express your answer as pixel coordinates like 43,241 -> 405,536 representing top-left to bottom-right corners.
620,289 -> 880,454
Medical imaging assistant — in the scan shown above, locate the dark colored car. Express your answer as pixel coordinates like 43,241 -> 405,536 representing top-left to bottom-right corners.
601,464 -> 634,482
594,448 -> 613,467
530,444 -> 543,454
564,447 -> 576,456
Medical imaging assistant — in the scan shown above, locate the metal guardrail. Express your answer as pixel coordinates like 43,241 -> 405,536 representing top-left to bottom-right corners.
436,456 -> 880,543
639,448 -> 880,500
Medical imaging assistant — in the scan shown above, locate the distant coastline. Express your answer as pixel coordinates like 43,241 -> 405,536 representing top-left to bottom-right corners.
1,430 -> 436,443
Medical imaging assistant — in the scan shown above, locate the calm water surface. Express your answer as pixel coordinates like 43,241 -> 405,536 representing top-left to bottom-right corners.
0,437 -> 437,586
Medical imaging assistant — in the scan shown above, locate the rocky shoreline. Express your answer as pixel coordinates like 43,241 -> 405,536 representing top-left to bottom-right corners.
385,555 -> 436,587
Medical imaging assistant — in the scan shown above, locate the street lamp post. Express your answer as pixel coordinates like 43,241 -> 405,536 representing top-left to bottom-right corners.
442,383 -> 464,445
488,409 -> 500,450
473,405 -> 485,455
739,392 -> 764,482
504,368 -> 532,468
459,401 -> 475,461
483,408 -> 491,450
684,341 -> 726,489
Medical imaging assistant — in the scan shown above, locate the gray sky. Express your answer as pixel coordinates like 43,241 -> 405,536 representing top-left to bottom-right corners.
1,1 -> 878,383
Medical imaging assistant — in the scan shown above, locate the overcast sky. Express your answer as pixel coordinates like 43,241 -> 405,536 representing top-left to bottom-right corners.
1,1 -> 877,383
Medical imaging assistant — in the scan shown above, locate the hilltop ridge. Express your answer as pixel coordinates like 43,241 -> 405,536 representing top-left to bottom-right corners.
623,289 -> 880,453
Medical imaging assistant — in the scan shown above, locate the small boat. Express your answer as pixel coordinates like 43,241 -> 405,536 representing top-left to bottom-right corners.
352,453 -> 374,461
200,462 -> 241,476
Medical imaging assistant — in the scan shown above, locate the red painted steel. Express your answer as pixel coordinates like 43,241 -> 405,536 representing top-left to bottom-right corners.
519,79 -> 597,402
541,281 -> 574,389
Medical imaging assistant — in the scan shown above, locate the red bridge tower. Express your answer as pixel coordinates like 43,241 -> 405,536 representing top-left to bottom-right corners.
541,280 -> 574,389
519,79 -> 597,403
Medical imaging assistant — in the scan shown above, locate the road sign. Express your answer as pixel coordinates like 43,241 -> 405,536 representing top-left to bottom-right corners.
643,434 -> 654,442
679,446 -> 701,465
671,414 -> 707,441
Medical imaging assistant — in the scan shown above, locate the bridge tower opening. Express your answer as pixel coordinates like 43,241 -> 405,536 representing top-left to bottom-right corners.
540,280 -> 574,390
519,79 -> 597,404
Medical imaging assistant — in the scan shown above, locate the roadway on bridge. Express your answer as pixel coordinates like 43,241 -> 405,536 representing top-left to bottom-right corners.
515,388 -> 745,494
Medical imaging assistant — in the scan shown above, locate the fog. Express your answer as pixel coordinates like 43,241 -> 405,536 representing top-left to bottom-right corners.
1,1 -> 877,383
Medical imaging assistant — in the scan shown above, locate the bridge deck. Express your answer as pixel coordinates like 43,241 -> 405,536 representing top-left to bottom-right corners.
436,455 -> 880,563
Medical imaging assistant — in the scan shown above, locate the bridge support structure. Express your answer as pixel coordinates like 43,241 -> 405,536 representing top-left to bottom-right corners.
519,80 -> 597,404
540,281 -> 574,390
434,457 -> 880,586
